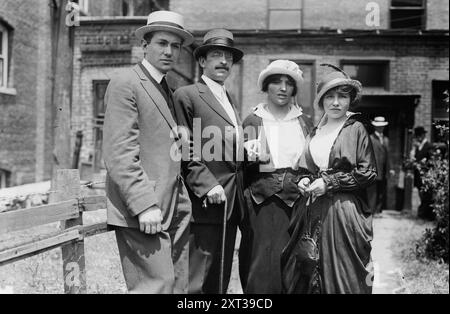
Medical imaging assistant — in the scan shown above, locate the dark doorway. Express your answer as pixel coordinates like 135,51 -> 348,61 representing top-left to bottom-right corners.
354,94 -> 420,211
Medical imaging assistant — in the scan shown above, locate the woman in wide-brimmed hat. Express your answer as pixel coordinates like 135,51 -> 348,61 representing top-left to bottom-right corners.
280,64 -> 377,294
239,60 -> 313,293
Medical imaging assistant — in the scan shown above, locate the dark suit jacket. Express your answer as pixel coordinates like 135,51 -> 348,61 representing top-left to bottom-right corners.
103,63 -> 190,230
173,80 -> 244,224
370,133 -> 391,180
242,109 -> 313,207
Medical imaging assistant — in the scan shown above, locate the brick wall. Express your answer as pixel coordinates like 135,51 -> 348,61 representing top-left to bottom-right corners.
0,0 -> 52,186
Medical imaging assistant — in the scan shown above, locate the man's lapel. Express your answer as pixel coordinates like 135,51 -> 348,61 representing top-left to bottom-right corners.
197,80 -> 234,126
134,64 -> 177,131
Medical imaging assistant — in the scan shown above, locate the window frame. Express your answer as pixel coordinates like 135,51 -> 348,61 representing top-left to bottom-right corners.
267,0 -> 303,30
0,22 -> 9,89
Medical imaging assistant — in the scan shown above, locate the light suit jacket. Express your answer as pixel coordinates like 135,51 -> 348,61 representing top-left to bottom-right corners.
103,63 -> 190,230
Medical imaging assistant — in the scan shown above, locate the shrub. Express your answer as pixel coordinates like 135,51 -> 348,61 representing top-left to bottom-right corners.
417,91 -> 449,263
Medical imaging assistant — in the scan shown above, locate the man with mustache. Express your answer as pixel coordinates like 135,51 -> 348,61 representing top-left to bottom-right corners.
173,29 -> 245,294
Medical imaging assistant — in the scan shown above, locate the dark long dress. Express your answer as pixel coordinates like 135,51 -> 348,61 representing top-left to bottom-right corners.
281,115 -> 377,294
239,109 -> 313,294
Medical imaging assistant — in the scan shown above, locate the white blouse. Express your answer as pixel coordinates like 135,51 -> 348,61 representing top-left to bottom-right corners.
253,104 -> 306,169
309,118 -> 346,170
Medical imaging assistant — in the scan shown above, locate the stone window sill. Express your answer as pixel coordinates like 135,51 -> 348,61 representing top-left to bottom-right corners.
0,87 -> 17,96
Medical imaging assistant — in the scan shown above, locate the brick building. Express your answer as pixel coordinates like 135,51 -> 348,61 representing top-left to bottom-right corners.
0,0 -> 53,188
71,0 -> 448,209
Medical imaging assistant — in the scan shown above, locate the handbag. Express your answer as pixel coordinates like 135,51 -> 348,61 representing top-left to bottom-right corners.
281,195 -> 322,294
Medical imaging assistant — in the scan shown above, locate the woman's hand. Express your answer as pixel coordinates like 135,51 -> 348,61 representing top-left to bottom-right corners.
305,178 -> 327,198
298,177 -> 311,196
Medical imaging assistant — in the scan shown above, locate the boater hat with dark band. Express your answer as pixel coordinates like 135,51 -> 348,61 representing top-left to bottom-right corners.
135,10 -> 194,46
314,64 -> 362,108
193,29 -> 244,63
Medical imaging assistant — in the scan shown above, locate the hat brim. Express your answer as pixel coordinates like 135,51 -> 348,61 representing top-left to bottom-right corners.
313,78 -> 362,108
371,121 -> 389,126
135,25 -> 194,46
193,44 -> 244,63
257,67 -> 304,93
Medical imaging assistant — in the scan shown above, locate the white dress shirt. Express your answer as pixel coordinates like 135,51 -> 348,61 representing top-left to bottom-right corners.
202,74 -> 240,151
253,103 -> 306,169
142,58 -> 164,83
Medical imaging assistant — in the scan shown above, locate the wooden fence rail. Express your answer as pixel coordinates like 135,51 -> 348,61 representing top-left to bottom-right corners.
0,169 -> 108,294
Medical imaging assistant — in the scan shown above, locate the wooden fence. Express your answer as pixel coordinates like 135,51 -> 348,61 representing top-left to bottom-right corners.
0,169 -> 108,294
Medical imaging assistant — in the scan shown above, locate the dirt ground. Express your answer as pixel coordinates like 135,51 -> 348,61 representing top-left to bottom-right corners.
0,209 -> 445,294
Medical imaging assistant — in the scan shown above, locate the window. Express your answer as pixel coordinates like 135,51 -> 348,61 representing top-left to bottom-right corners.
0,23 -> 9,88
122,0 -> 169,16
295,61 -> 315,118
0,168 -> 11,189
268,0 -> 303,30
341,60 -> 390,91
431,80 -> 449,143
390,0 -> 425,29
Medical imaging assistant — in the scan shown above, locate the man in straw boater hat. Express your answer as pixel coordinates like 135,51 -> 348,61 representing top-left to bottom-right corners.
173,29 -> 245,294
368,116 -> 395,215
102,10 -> 194,293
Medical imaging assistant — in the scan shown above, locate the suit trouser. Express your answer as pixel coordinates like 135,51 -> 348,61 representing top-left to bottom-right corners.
113,187 -> 191,294
367,179 -> 387,213
188,205 -> 240,294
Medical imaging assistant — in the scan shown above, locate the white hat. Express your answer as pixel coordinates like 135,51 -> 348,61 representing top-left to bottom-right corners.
371,116 -> 389,126
135,11 -> 194,46
257,60 -> 304,92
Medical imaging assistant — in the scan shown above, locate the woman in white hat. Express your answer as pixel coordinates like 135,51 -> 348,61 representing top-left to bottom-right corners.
281,64 -> 377,294
239,60 -> 313,293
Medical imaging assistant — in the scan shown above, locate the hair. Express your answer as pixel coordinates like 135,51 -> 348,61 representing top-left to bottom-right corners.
262,74 -> 297,97
143,32 -> 154,44
318,85 -> 358,108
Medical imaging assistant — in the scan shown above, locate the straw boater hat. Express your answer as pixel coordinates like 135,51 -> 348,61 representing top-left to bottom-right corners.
257,60 -> 304,93
193,29 -> 244,63
371,116 -> 389,127
314,64 -> 362,108
135,10 -> 194,46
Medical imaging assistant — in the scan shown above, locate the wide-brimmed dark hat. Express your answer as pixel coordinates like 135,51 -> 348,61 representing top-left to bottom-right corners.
314,64 -> 362,108
193,29 -> 244,63
135,10 -> 194,46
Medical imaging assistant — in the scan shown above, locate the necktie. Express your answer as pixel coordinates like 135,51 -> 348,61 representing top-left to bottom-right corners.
160,76 -> 177,121
160,76 -> 170,99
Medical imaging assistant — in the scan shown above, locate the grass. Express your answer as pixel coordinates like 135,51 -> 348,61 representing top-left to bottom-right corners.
390,213 -> 449,294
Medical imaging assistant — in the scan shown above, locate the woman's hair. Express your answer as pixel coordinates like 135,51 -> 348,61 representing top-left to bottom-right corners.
262,74 -> 297,97
318,85 -> 358,108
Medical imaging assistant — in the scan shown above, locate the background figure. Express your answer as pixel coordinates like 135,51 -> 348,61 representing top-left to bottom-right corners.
102,11 -> 193,293
411,126 -> 434,220
368,116 -> 395,214
239,60 -> 313,293
281,64 -> 377,294
174,29 -> 245,294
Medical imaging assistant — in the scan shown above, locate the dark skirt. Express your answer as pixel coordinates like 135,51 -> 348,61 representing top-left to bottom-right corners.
281,192 -> 374,294
239,189 -> 300,294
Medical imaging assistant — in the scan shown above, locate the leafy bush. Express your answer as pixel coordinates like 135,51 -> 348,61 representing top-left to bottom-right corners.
418,91 -> 449,263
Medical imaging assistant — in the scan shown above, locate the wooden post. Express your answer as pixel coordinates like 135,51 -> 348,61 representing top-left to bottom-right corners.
54,169 -> 86,294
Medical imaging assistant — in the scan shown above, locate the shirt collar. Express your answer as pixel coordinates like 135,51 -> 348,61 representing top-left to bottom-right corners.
142,59 -> 165,83
375,131 -> 383,138
253,103 -> 303,121
202,74 -> 226,98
